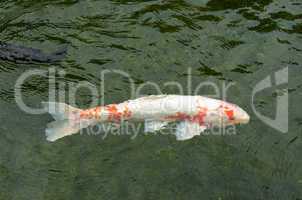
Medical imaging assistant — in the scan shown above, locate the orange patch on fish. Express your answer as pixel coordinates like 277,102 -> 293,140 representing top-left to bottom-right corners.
105,104 -> 120,121
166,112 -> 190,121
122,106 -> 132,119
166,107 -> 207,125
223,106 -> 234,120
105,104 -> 132,121
80,106 -> 101,119
192,107 -> 207,125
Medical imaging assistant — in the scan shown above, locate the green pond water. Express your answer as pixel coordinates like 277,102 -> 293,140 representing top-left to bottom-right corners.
0,0 -> 301,199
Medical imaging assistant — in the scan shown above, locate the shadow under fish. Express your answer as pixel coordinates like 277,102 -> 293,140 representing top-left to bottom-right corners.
0,42 -> 67,63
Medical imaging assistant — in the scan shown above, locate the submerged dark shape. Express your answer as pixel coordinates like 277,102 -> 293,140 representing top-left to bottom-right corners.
0,42 -> 67,63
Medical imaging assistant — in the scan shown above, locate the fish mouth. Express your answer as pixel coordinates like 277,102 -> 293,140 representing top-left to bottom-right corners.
229,110 -> 250,125
239,112 -> 250,124
235,107 -> 250,124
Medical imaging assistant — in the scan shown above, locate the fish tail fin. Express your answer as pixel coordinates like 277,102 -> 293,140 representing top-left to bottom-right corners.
42,102 -> 94,142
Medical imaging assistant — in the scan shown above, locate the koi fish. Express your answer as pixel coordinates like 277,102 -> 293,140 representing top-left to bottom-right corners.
42,95 -> 250,142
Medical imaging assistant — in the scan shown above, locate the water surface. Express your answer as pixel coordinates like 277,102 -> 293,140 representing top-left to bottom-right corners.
0,0 -> 301,199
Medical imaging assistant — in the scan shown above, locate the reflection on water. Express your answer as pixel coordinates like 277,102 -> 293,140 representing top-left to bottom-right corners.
0,0 -> 301,199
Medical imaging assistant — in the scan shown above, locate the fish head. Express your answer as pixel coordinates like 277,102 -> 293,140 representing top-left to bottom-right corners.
234,106 -> 250,124
220,103 -> 250,125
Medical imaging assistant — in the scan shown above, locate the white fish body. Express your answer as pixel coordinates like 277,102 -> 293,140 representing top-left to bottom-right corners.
42,95 -> 250,142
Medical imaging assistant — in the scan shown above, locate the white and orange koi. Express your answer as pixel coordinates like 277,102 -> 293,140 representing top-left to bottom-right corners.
42,95 -> 250,142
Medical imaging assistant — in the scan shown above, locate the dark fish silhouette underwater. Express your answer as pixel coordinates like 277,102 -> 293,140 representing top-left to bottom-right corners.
0,42 -> 67,63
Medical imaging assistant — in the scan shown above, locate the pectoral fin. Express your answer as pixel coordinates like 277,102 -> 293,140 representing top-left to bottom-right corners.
175,121 -> 207,141
144,120 -> 168,133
